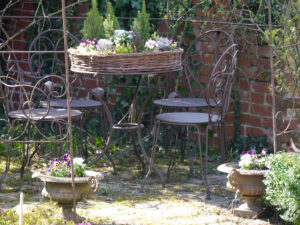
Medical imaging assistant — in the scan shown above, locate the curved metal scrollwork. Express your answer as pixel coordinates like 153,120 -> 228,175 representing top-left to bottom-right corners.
184,29 -> 235,98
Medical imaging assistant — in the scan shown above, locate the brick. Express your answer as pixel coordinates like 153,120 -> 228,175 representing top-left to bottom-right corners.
265,94 -> 278,105
252,82 -> 270,93
246,127 -> 268,136
238,55 -> 251,67
283,119 -> 299,130
258,45 -> 271,58
239,80 -> 250,91
259,58 -> 271,69
225,125 -> 235,136
16,20 -> 31,29
240,102 -> 249,113
250,92 -> 264,104
240,114 -> 261,127
12,40 -> 26,50
224,113 -> 234,123
251,104 -> 272,116
238,66 -> 258,80
84,79 -> 98,89
262,118 -> 273,129
78,4 -> 89,14
239,91 -> 249,102
202,53 -> 213,64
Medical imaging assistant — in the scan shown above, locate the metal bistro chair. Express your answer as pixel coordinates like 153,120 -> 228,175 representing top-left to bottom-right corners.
153,30 -> 236,165
0,39 -> 83,178
28,29 -> 115,170
143,44 -> 238,199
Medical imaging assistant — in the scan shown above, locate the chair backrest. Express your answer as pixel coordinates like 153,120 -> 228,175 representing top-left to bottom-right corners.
0,39 -> 26,113
28,29 -> 79,78
205,44 -> 238,122
28,29 -> 83,98
184,30 -> 235,98
0,38 -> 67,115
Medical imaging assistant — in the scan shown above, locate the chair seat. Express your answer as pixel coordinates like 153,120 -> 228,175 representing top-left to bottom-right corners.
156,112 -> 220,125
40,99 -> 102,110
153,97 -> 213,108
8,108 -> 82,121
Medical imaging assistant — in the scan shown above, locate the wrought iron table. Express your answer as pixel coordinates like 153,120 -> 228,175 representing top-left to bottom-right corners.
72,68 -> 183,187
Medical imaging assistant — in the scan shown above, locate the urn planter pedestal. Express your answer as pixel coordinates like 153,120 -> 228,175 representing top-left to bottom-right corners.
217,163 -> 267,218
32,170 -> 103,221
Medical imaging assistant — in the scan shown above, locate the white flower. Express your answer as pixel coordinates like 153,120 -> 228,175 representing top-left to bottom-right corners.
239,153 -> 252,168
96,39 -> 113,51
77,43 -> 88,52
114,29 -> 127,36
73,157 -> 85,166
157,37 -> 172,51
145,39 -> 159,50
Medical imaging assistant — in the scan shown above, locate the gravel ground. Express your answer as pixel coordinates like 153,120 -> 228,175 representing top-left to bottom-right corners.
0,163 -> 284,225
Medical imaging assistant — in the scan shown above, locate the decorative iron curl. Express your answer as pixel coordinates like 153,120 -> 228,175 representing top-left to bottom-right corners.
88,176 -> 100,193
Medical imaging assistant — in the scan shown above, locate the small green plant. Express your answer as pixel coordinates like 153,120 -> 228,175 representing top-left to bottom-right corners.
103,1 -> 120,38
80,0 -> 104,40
131,0 -> 150,51
264,152 -> 300,224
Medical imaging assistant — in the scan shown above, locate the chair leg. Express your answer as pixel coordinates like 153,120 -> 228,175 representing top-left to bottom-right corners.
79,114 -> 88,160
141,120 -> 163,191
218,121 -> 226,161
105,151 -> 117,175
195,125 -> 210,200
131,131 -> 146,174
167,126 -> 178,180
188,131 -> 197,178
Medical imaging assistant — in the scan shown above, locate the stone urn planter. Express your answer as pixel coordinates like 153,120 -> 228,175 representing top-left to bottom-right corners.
32,170 -> 103,220
217,163 -> 267,218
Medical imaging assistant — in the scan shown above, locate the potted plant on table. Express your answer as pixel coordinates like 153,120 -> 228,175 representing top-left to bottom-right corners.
32,153 -> 103,219
68,0 -> 183,74
217,148 -> 269,218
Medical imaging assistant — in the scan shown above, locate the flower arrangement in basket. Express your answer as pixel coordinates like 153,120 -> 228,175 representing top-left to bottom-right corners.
68,0 -> 183,74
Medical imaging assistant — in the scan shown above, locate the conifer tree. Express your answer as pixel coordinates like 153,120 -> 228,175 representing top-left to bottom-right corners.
131,1 -> 150,50
80,0 -> 104,40
103,1 -> 120,38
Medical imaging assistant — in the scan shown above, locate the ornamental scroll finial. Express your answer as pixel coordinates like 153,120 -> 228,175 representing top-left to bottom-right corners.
88,176 -> 100,193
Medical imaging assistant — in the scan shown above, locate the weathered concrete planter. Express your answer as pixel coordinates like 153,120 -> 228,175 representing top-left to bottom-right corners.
32,170 -> 103,221
217,163 -> 267,218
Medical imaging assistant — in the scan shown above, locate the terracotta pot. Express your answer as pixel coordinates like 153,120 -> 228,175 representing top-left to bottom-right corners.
217,163 -> 267,218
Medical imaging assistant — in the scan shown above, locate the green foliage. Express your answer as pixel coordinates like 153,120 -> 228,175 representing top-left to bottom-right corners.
0,207 -> 75,225
81,0 -> 104,40
264,152 -> 300,224
131,0 -> 150,51
103,1 -> 120,38
115,43 -> 133,54
263,0 -> 300,93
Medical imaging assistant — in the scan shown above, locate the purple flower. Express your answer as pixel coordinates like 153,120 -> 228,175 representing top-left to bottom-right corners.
177,42 -> 180,47
247,150 -> 251,154
235,149 -> 239,153
62,160 -> 70,167
251,146 -> 256,154
63,153 -> 71,161
241,151 -> 247,155
50,158 -> 59,165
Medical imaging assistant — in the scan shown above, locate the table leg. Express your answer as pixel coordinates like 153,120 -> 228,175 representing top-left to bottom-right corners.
137,76 -> 165,190
87,96 -> 113,167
